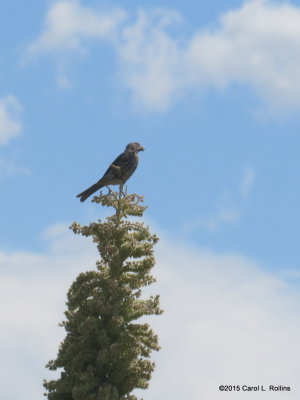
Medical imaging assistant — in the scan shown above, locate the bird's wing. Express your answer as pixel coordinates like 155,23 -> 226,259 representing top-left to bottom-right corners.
102,152 -> 131,177
111,151 -> 131,167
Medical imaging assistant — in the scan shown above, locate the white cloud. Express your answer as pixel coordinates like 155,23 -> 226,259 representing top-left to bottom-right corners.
184,166 -> 256,234
241,166 -> 256,197
26,0 -> 300,112
144,239 -> 300,399
0,157 -> 30,177
185,0 -> 300,113
27,0 -> 126,56
0,95 -> 23,146
204,206 -> 241,232
0,223 -> 98,399
116,9 -> 184,112
0,96 -> 25,178
1,222 -> 300,399
183,204 -> 241,234
117,0 -> 300,112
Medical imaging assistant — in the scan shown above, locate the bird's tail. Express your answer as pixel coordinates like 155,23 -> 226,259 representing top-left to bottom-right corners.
76,182 -> 103,202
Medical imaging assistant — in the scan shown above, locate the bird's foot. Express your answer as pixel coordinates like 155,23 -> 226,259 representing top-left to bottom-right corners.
119,184 -> 125,199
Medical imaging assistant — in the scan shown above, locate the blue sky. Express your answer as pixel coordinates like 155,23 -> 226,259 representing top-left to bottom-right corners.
2,0 -> 300,399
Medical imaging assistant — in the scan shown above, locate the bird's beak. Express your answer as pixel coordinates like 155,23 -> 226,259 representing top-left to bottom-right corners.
139,146 -> 145,151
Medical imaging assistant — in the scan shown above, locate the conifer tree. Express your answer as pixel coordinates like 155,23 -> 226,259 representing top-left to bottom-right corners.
44,190 -> 162,400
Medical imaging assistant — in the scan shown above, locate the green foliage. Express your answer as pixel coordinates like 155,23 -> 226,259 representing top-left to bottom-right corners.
44,191 -> 162,400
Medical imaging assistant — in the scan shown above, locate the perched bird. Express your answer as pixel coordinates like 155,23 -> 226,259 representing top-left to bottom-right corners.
76,142 -> 144,202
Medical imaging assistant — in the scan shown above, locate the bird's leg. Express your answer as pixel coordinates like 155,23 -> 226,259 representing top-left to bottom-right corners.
119,183 -> 124,199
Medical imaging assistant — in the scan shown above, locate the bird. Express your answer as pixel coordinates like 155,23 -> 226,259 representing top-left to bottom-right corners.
76,142 -> 144,202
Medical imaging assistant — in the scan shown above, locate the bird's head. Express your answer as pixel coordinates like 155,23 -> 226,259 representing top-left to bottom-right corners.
125,142 -> 145,152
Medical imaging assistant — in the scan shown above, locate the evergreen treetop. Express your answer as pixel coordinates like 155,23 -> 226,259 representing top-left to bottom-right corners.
44,190 -> 162,400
